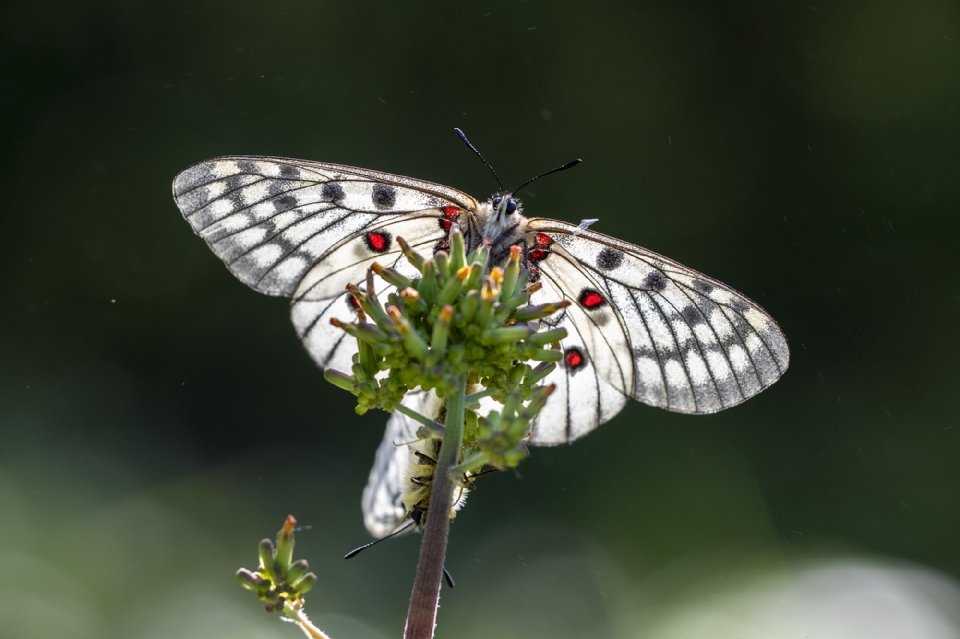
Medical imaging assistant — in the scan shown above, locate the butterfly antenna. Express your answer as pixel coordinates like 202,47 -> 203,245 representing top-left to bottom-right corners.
344,521 -> 415,559
454,128 -> 503,192
513,159 -> 582,195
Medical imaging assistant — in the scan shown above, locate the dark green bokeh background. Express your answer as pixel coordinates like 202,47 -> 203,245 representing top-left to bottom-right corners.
2,1 -> 959,637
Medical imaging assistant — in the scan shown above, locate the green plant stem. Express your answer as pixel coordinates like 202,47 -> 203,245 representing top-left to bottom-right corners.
284,604 -> 332,639
464,388 -> 495,404
403,372 -> 467,639
394,403 -> 444,433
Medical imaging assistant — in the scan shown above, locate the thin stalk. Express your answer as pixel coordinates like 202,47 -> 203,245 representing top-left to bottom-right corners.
394,403 -> 445,433
403,372 -> 467,639
464,388 -> 495,405
283,604 -> 333,639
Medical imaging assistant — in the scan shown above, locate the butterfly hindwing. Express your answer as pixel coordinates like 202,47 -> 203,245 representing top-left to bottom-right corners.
362,391 -> 441,537
527,284 -> 629,444
290,214 -> 448,371
527,219 -> 789,419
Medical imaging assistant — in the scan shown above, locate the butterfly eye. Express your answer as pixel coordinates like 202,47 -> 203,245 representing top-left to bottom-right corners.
506,201 -> 517,214
492,197 -> 502,207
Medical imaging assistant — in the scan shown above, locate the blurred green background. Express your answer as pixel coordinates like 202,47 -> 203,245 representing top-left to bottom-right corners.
3,1 -> 960,637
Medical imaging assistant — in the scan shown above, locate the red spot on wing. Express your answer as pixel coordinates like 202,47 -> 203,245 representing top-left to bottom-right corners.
579,289 -> 606,310
564,348 -> 585,370
365,231 -> 390,253
439,206 -> 460,231
535,232 -> 553,248
347,294 -> 361,312
528,249 -> 548,262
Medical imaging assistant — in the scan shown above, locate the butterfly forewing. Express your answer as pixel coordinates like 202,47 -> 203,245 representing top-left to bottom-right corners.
527,219 -> 789,417
172,156 -> 478,297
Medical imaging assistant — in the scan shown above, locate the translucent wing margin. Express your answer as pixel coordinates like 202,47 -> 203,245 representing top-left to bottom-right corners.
362,391 -> 434,537
172,156 -> 478,297
527,219 -> 789,422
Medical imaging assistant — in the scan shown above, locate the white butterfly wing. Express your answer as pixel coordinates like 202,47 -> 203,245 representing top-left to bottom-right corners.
362,391 -> 439,537
527,219 -> 789,435
172,156 -> 477,371
527,276 -> 629,445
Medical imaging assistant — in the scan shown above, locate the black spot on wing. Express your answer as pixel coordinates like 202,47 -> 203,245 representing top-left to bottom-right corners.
681,304 -> 705,326
643,271 -> 668,292
280,164 -> 301,179
693,278 -> 714,295
224,175 -> 244,193
322,182 -> 345,201
729,298 -> 750,313
274,194 -> 298,212
596,247 -> 624,271
236,160 -> 259,173
372,183 -> 397,209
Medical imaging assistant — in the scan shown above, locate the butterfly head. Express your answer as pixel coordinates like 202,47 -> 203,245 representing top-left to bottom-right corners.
491,193 -> 521,220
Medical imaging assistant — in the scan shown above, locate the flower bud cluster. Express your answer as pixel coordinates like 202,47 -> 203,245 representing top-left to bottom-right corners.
237,515 -> 318,615
324,225 -> 569,471
325,225 -> 567,413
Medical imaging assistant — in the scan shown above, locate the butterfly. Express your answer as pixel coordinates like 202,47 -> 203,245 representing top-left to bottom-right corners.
172,131 -> 789,537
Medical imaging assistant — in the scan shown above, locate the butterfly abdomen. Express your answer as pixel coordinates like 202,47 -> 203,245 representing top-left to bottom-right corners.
402,436 -> 472,530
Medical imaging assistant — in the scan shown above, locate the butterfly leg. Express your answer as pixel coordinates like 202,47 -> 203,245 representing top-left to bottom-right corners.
442,566 -> 456,588
460,466 -> 503,490
489,222 -> 521,248
468,467 -> 502,480
413,450 -> 438,465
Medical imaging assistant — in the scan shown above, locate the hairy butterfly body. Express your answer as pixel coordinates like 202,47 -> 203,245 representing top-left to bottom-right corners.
173,139 -> 789,537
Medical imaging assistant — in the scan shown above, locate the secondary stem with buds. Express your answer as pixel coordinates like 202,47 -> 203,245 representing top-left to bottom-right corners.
403,372 -> 468,639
